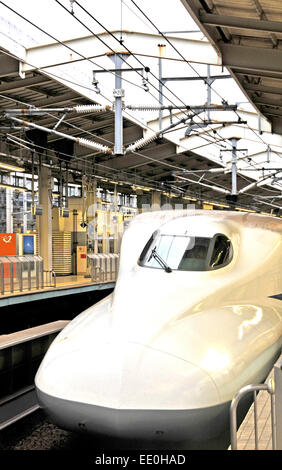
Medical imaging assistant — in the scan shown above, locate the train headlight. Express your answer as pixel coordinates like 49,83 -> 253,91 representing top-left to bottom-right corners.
200,348 -> 230,372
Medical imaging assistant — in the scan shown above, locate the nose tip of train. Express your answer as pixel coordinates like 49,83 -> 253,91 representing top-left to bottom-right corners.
35,341 -> 221,440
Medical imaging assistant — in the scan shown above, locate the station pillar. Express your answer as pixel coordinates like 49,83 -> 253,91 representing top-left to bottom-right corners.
87,179 -> 98,254
37,165 -> 52,271
151,191 -> 161,211
5,185 -> 13,233
136,193 -> 151,213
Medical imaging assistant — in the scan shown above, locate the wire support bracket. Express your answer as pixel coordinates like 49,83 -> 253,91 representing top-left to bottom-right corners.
5,115 -> 113,154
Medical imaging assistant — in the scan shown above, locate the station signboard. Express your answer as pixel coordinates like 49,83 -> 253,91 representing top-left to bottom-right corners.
0,233 -> 17,256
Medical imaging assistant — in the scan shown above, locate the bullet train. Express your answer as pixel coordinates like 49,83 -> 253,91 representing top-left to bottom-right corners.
35,210 -> 282,446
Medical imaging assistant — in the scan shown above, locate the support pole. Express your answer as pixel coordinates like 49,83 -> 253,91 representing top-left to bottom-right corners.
109,53 -> 129,156
113,183 -> 119,254
114,54 -> 123,155
65,162 -> 69,209
230,138 -> 240,196
6,177 -> 13,233
31,150 -> 35,229
151,190 -> 161,211
206,65 -> 214,121
38,165 -> 52,271
158,55 -> 163,131
158,44 -> 166,131
23,176 -> 27,233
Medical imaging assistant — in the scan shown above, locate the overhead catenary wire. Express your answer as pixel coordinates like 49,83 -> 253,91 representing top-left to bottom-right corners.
6,133 -> 169,191
6,115 -> 112,154
1,1 -> 281,201
0,0 -> 245,162
59,0 -> 279,184
0,1 -> 152,96
7,130 -> 280,207
129,0 -> 282,170
3,97 -> 222,192
0,16 -> 213,161
2,0 -> 278,177
1,91 -> 236,191
57,0 -> 234,146
0,0 -> 252,161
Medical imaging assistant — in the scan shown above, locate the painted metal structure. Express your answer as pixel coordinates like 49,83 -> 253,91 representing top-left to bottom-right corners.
181,0 -> 282,135
0,16 -> 282,210
35,210 -> 282,446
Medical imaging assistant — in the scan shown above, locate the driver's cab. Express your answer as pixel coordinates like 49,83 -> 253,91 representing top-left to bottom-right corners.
138,217 -> 233,272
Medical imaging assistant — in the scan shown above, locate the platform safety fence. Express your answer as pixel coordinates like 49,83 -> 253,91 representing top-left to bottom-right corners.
87,253 -> 119,283
230,355 -> 282,450
0,255 -> 50,295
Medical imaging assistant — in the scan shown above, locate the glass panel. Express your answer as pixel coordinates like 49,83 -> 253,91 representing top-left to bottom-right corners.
143,235 -> 211,271
210,235 -> 232,268
140,233 -> 233,272
178,237 -> 210,271
139,232 -> 157,264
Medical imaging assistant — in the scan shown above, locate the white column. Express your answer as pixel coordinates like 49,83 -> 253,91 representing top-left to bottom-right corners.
38,165 -> 52,270
151,191 -> 161,211
6,187 -> 13,232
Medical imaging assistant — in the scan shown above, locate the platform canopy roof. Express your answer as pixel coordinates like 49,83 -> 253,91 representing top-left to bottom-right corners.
0,10 -> 281,213
181,0 -> 282,135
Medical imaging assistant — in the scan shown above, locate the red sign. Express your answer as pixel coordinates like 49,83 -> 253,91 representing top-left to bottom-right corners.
0,233 -> 17,256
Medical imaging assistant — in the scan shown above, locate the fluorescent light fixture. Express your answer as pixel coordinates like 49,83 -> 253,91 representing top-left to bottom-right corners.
235,207 -> 256,213
0,161 -> 25,172
0,153 -> 25,172
203,200 -> 230,208
0,182 -> 27,192
183,195 -> 197,201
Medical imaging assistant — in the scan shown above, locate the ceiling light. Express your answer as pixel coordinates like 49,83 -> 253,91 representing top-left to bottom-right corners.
0,183 -> 27,192
0,161 -> 25,172
0,153 -> 25,172
203,201 -> 230,208
235,207 -> 255,213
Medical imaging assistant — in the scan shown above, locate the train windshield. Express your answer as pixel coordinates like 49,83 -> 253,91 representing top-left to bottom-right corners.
139,232 -> 232,272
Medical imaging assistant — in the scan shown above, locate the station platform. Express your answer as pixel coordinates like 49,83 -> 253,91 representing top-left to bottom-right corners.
0,275 -> 115,307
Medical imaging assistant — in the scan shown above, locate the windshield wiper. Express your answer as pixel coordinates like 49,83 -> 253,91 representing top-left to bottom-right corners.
148,247 -> 172,273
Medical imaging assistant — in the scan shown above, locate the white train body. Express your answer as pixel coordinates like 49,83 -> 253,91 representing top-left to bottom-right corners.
35,210 -> 282,445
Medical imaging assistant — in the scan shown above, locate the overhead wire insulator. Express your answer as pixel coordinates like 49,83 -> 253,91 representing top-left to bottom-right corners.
77,137 -> 112,154
6,115 -> 113,154
125,133 -> 160,154
126,105 -> 163,111
73,104 -> 112,113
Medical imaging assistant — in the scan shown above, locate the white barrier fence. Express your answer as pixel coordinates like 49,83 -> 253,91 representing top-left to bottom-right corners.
87,253 -> 119,283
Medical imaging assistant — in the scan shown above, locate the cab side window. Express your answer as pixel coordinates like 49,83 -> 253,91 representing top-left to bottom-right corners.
210,235 -> 232,269
139,231 -> 157,265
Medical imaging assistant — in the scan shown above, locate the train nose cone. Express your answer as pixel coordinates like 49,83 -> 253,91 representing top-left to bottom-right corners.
35,341 -> 221,439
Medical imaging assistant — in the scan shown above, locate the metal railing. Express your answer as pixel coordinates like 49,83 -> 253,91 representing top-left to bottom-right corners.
274,357 -> 282,449
230,379 -> 276,450
230,355 -> 282,450
0,255 -> 44,295
88,253 -> 119,283
43,269 -> 56,288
